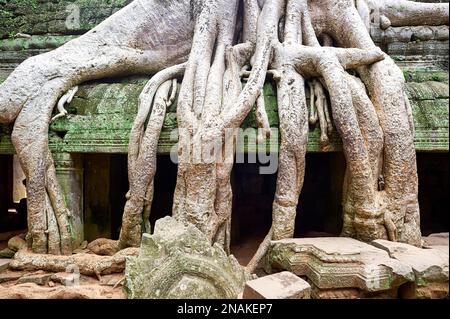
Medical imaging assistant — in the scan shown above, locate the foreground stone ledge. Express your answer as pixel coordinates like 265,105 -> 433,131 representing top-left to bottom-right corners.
423,233 -> 449,248
243,271 -> 311,299
372,239 -> 449,299
267,237 -> 415,298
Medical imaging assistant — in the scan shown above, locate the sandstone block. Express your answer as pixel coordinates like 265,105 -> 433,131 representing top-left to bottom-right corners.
243,271 -> 310,299
267,237 -> 414,297
372,239 -> 449,299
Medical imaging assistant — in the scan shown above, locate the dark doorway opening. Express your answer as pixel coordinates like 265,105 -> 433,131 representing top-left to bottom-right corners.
83,154 -> 178,241
230,153 -> 346,264
417,153 -> 449,236
0,154 -> 27,251
80,152 -> 449,265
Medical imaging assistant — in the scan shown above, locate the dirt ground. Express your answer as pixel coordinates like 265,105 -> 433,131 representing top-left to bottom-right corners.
0,233 -> 265,299
0,268 -> 126,299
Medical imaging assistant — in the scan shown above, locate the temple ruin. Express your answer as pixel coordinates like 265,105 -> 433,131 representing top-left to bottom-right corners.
0,0 -> 448,299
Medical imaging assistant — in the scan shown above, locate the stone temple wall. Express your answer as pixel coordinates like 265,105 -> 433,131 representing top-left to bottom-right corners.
0,0 -> 448,154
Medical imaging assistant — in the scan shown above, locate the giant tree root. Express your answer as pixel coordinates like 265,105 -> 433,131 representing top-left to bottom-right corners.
0,0 -> 194,255
9,248 -> 139,279
357,0 -> 449,30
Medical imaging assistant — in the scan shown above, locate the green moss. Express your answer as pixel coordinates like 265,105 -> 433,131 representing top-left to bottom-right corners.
403,69 -> 449,83
0,0 -> 129,38
1,74 -> 448,155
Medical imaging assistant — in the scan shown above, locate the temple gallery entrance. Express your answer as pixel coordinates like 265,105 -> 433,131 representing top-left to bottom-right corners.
1,153 -> 448,264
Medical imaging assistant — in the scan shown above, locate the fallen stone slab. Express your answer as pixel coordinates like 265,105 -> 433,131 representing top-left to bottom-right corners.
267,238 -> 414,298
100,274 -> 124,287
372,240 -> 448,283
50,272 -> 99,287
0,259 -> 10,272
51,272 -> 78,286
372,239 -> 449,299
244,272 -> 311,299
423,233 -> 449,248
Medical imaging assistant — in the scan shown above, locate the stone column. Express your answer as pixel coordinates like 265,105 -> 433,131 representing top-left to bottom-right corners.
53,153 -> 84,249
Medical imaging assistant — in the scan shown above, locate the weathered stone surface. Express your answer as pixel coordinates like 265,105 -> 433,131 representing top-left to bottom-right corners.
17,272 -> 53,286
371,25 -> 449,69
372,239 -> 449,299
50,272 -> 99,287
309,285 -> 399,299
100,274 -> 124,287
0,0 -> 131,39
0,283 -> 125,299
124,217 -> 245,299
373,240 -> 448,282
423,233 -> 449,247
243,272 -> 311,299
310,287 -> 361,299
0,259 -> 10,272
53,153 -> 84,249
400,282 -> 449,299
267,238 -> 415,297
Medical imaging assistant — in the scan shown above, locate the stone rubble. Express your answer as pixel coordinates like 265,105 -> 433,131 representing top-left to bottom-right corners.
372,239 -> 449,299
267,236 -> 449,299
0,233 -> 447,299
243,271 -> 311,299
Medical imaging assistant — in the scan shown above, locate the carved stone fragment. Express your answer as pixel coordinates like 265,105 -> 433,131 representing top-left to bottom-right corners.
266,238 -> 415,298
124,217 -> 245,299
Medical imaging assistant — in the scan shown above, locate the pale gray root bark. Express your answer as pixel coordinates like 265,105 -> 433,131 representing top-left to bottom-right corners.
0,0 -> 195,255
172,0 -> 262,252
315,0 -> 426,246
308,79 -> 332,148
118,79 -> 176,248
89,65 -> 185,255
9,248 -> 139,279
247,44 -> 385,272
358,0 -> 449,30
